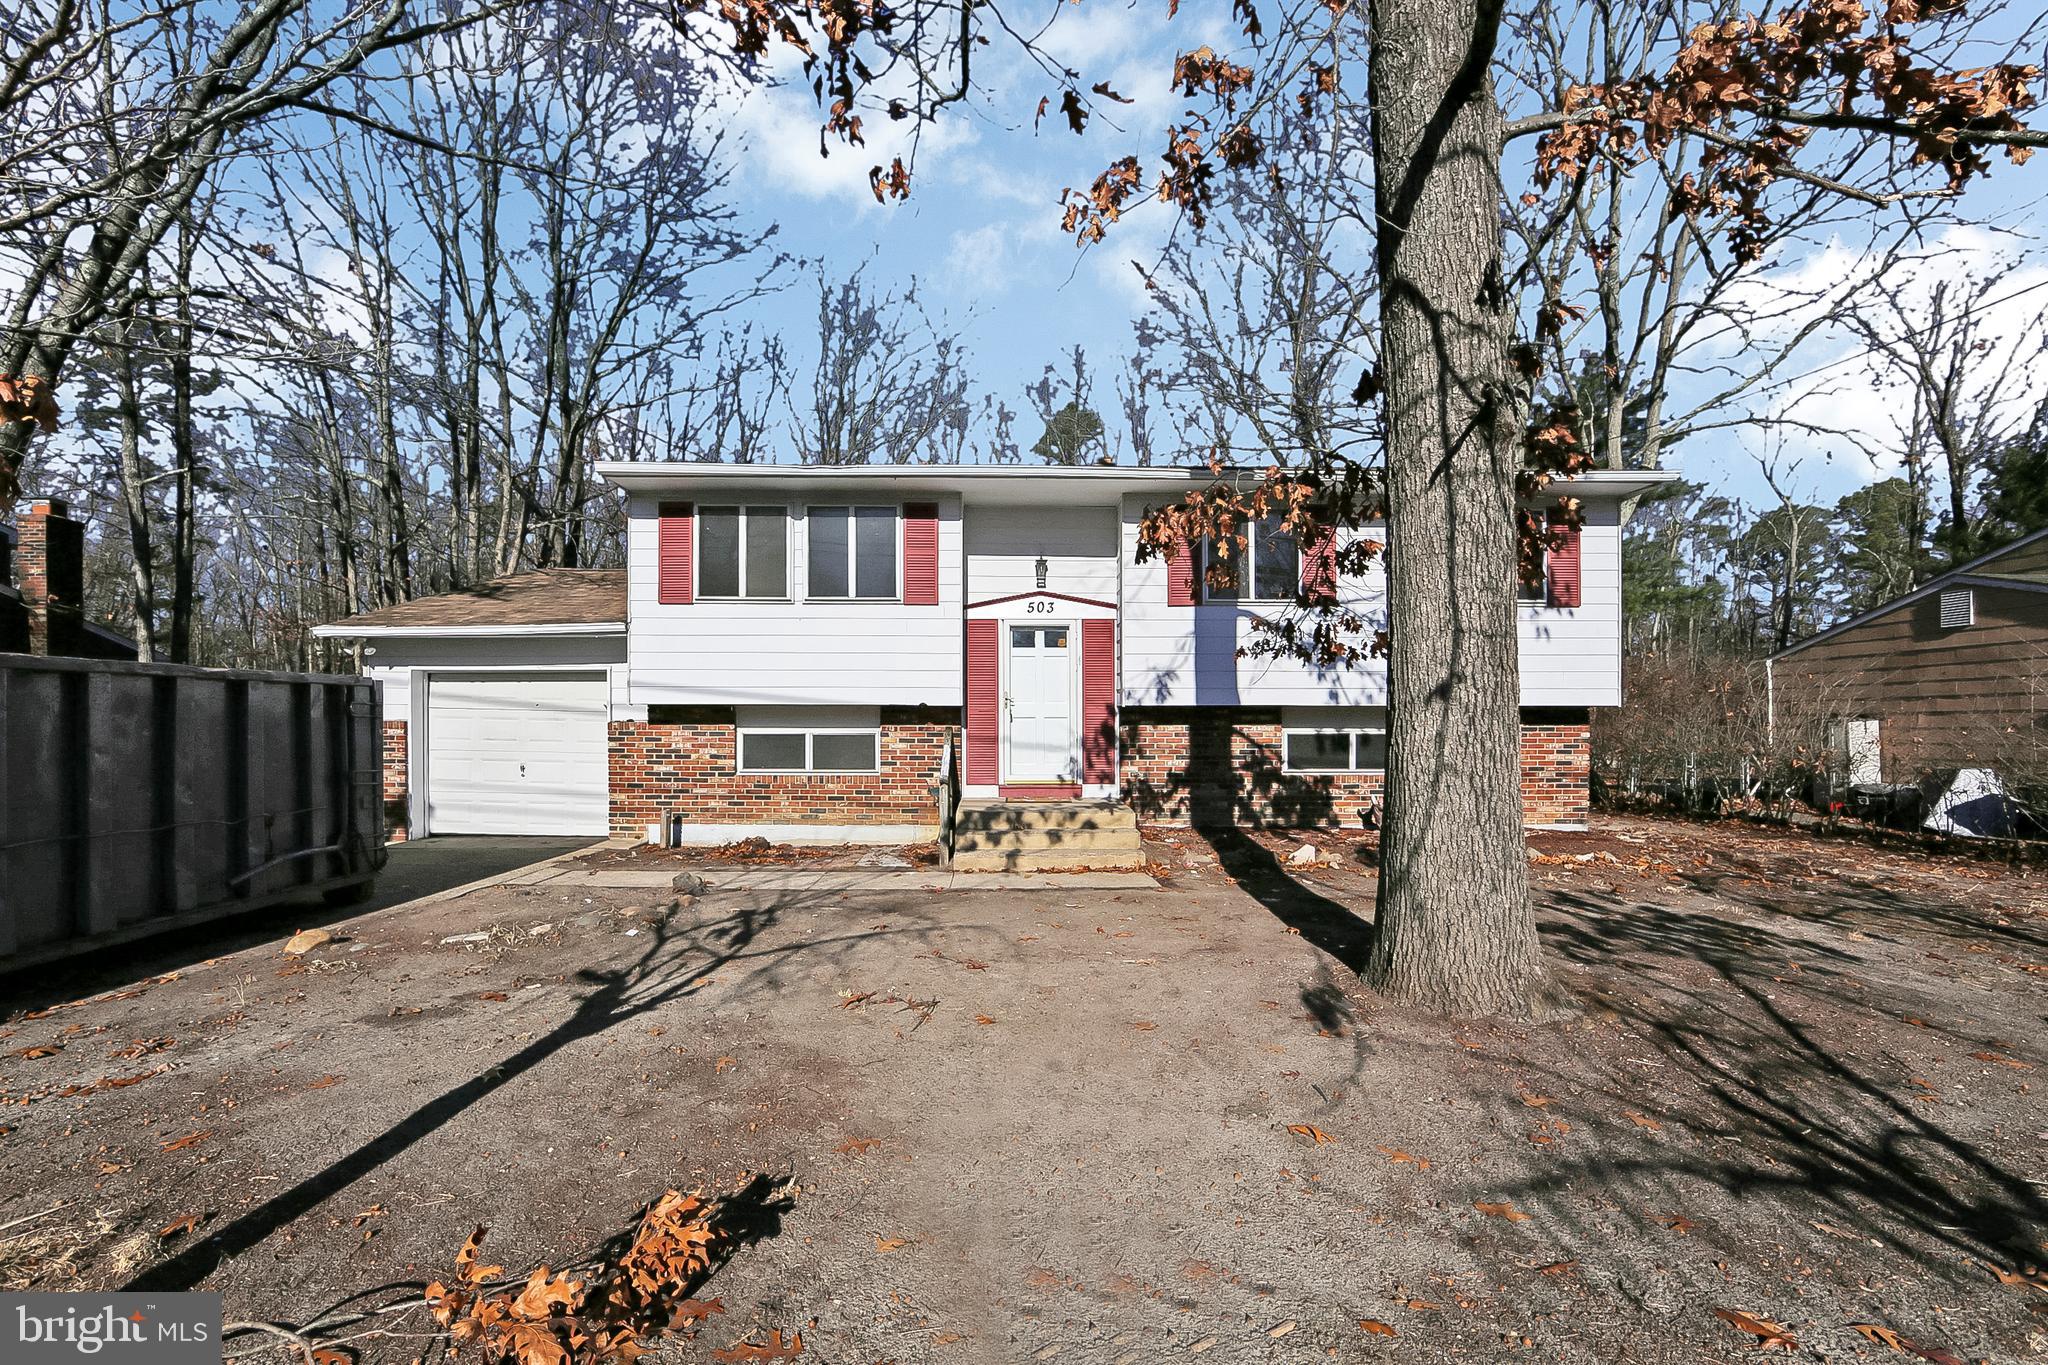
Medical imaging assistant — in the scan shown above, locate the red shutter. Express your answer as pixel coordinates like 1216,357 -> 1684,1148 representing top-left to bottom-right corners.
1546,510 -> 1581,609
657,502 -> 693,604
903,502 -> 939,604
1302,524 -> 1336,602
965,620 -> 999,786
1081,619 -> 1115,784
1166,538 -> 1196,606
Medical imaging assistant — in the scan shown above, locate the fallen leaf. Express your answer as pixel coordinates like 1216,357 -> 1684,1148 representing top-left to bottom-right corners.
283,928 -> 332,955
1358,1319 -> 1396,1337
1131,1020 -> 1156,1031
1535,1259 -> 1578,1275
1474,1200 -> 1531,1222
161,1130 -> 212,1152
874,1237 -> 908,1253
1713,1308 -> 1797,1351
710,1329 -> 802,1361
157,1212 -> 203,1239
1520,1092 -> 1553,1108
1404,1298 -> 1439,1310
1625,1111 -> 1663,1131
12,1045 -> 60,1059
833,1138 -> 880,1156
1376,1145 -> 1430,1171
311,1350 -> 350,1365
973,1014 -> 997,1025
1969,1050 -> 2033,1070
672,1298 -> 725,1326
1286,1124 -> 1335,1145
307,1074 -> 343,1090
1658,1213 -> 1698,1234
714,1056 -> 737,1073
477,991 -> 510,1003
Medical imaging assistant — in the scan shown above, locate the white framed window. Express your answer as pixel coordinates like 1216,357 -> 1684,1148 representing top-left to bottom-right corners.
699,505 -> 788,599
1282,709 -> 1387,773
1283,727 -> 1388,773
1205,514 -> 1299,602
807,505 -> 898,599
736,706 -> 881,774
1938,588 -> 1974,629
1517,545 -> 1548,603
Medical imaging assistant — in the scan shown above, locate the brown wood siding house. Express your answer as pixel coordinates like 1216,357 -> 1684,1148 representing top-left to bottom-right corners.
1770,528 -> 2048,783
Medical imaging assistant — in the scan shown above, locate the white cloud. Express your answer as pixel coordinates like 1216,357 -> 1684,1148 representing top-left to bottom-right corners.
1733,226 -> 2048,482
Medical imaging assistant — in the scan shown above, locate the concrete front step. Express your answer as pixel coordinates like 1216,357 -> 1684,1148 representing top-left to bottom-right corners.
951,845 -> 1148,873
951,825 -> 1143,855
954,798 -> 1137,835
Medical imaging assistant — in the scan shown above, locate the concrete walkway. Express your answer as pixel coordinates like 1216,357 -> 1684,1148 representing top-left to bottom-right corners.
503,864 -> 1160,893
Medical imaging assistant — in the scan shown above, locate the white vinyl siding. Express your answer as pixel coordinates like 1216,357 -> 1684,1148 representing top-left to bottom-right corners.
629,493 -> 963,706
1120,494 -> 1622,708
964,504 -> 1119,602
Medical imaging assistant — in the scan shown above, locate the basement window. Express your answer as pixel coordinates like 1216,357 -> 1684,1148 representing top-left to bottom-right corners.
736,707 -> 881,774
1938,588 -> 1974,629
1283,727 -> 1388,774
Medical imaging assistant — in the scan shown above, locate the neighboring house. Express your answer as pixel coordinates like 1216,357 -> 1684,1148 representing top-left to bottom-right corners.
0,499 -> 141,660
1769,526 -> 2048,786
316,465 -> 1668,843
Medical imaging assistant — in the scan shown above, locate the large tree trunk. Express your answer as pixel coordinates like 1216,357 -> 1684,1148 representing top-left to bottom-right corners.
1365,0 -> 1550,1016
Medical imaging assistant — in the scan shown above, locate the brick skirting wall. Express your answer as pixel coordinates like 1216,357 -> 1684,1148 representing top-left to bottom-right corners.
609,705 -> 960,839
1120,707 -> 1591,829
381,719 -> 410,842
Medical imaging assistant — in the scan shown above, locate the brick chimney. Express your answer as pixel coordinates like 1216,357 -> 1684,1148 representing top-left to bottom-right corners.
18,498 -> 84,656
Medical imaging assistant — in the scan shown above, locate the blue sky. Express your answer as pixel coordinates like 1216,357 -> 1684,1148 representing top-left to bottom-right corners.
701,0 -> 2047,515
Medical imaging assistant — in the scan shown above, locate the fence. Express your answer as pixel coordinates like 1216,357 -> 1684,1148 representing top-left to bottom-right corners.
1,654 -> 385,967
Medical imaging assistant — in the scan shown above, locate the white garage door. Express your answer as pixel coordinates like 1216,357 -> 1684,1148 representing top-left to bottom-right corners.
426,672 -> 609,835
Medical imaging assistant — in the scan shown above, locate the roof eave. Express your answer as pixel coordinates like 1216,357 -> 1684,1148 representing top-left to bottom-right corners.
311,621 -> 627,639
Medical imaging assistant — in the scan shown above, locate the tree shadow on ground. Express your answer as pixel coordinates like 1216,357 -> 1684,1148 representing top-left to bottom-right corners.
1500,884 -> 2048,1286
1191,823 -> 1376,975
124,883 -> 925,1293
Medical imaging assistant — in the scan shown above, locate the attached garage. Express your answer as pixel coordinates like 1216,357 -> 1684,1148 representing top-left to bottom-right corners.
425,672 -> 609,835
312,569 -> 628,841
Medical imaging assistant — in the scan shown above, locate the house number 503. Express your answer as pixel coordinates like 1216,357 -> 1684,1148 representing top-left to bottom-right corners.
1026,599 -> 1055,614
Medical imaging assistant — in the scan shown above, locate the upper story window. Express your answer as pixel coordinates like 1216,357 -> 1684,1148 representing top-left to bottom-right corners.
699,505 -> 787,599
808,505 -> 897,599
1205,514 -> 1298,602
1517,545 -> 1548,603
1938,588 -> 1974,629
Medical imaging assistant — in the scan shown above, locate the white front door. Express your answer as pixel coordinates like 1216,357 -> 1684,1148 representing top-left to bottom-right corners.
426,672 -> 609,835
1006,624 -> 1076,782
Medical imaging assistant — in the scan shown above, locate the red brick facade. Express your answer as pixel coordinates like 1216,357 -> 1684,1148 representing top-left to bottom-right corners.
1120,707 -> 1591,829
382,719 -> 410,842
1518,717 -> 1593,826
609,706 -> 959,839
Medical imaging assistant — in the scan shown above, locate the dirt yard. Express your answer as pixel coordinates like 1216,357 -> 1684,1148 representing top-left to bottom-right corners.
2,815 -> 2044,1363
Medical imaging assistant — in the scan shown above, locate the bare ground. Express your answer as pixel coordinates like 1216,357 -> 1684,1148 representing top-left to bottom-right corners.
1,815 -> 2044,1363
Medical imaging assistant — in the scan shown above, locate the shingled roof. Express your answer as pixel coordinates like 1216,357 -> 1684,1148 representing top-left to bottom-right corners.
320,568 -> 626,631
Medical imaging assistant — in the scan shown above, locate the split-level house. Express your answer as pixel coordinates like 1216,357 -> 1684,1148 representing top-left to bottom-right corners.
315,465 -> 1666,849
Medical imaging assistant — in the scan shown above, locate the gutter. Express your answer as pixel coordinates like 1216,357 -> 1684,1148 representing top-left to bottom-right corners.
311,622 -> 627,639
